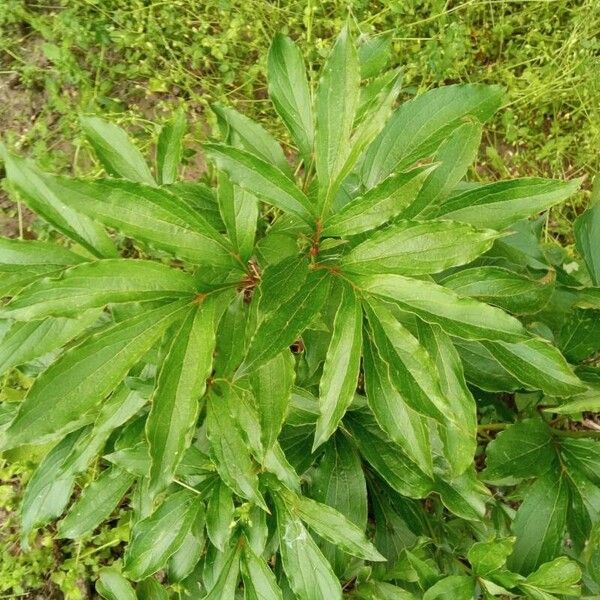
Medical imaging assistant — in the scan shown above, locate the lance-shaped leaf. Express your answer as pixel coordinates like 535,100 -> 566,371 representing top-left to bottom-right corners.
1,151 -> 117,258
280,488 -> 385,561
123,489 -> 201,580
268,33 -> 314,163
441,266 -> 555,315
361,83 -> 503,187
258,254 -> 310,315
156,108 -> 186,185
166,181 -> 224,230
342,220 -> 500,276
434,468 -> 490,521
250,350 -> 295,452
345,410 -> 433,498
482,338 -> 585,397
96,568 -> 137,600
314,282 -> 362,449
0,299 -> 188,449
574,199 -> 600,286
358,33 -> 393,79
240,269 -> 331,374
58,466 -> 134,539
43,177 -> 235,266
351,273 -> 528,342
136,578 -> 170,600
203,542 -> 242,600
315,27 -> 360,207
218,173 -> 258,261
146,299 -> 218,494
434,177 -> 582,230
81,116 -> 154,184
206,480 -> 235,551
203,143 -> 315,224
1,259 -> 195,320
213,102 -> 290,175
242,542 -> 284,600
205,390 -> 267,510
482,419 -> 556,483
322,166 -> 432,237
167,506 -> 206,582
273,493 -> 343,600
0,311 -> 100,376
508,471 -> 569,575
417,322 -> 477,475
403,120 -> 482,218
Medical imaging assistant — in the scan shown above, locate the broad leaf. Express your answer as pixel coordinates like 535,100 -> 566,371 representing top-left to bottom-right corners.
358,33 -> 393,79
123,489 -> 201,580
314,282 -> 362,448
96,568 -> 137,600
81,115 -> 154,184
521,557 -> 582,598
341,220 -> 500,276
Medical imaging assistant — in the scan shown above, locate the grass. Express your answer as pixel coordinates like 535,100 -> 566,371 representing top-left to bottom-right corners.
0,1 -> 599,597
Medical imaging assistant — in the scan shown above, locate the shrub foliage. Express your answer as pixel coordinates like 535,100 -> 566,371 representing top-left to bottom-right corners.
1,28 -> 599,599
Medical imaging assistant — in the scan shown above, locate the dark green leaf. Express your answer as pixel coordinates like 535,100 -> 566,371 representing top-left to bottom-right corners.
575,200 -> 600,285
206,481 -> 234,552
203,542 -> 241,600
258,255 -> 309,315
423,576 -> 475,600
96,568 -> 137,600
167,506 -> 206,582
136,577 -> 170,600
521,557 -> 582,598
241,543 -> 284,600
358,33 -> 393,79
156,108 -> 186,185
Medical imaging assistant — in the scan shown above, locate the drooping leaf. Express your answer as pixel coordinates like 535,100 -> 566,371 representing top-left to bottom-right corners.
267,33 -> 314,163
351,273 -> 528,342
434,469 -> 490,521
434,178 -> 582,230
361,83 -> 503,187
167,506 -> 206,582
1,151 -> 117,257
0,299 -> 188,449
81,115 -> 154,184
314,282 -> 362,448
203,143 -> 315,224
206,481 -> 235,552
156,107 -> 186,185
146,299 -> 218,494
341,220 -> 500,276
202,541 -> 241,600
241,542 -> 284,600
574,200 -> 600,285
1,259 -> 195,320
322,167 -> 432,237
123,489 -> 201,580
58,466 -> 134,538
96,568 -> 137,600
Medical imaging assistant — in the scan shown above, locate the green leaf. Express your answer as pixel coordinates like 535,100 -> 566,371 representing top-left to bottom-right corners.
351,273 -> 528,342
165,181 -> 224,230
81,115 -> 154,184
0,312 -> 99,376
240,269 -> 331,374
482,338 -> 584,397
136,577 -> 170,600
322,167 -> 432,237
273,493 -> 343,600
156,107 -> 186,185
352,580 -> 416,599
258,254 -> 309,315
545,386 -> 600,414
1,152 -> 117,258
508,471 -> 569,574
314,282 -> 362,448
218,173 -> 258,261
167,506 -> 206,582
250,350 -> 295,452
560,438 -> 600,485
0,299 -> 188,449
558,307 -> 600,362
146,300 -> 218,494
268,33 -> 314,163
361,83 -> 503,187
241,542 -> 284,600
521,557 -> 582,598
202,542 -> 241,600
423,576 -> 475,600
342,220 -> 500,276
441,266 -> 555,315
213,102 -> 290,175
417,322 -> 477,475
96,568 -> 137,600
434,178 -> 582,230
483,419 -> 556,482
205,389 -> 267,510
403,120 -> 482,218
434,468 -> 490,521
46,177 -> 235,267
281,488 -> 385,561
468,537 -> 515,576
314,27 -> 359,207
203,143 -> 315,224
574,201 -> 600,286
345,410 -> 433,498
206,480 -> 235,552
1,259 -> 195,320
123,489 -> 201,580
358,33 -> 393,79
58,466 -> 134,538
